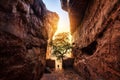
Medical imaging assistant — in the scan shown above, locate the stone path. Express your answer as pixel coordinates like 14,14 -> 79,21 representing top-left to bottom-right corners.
41,68 -> 84,80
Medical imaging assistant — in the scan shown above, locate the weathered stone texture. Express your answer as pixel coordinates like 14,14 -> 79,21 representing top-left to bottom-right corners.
45,11 -> 59,59
0,0 -> 58,80
61,0 -> 120,80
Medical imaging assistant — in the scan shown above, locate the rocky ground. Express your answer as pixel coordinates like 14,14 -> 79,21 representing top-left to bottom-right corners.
41,68 -> 83,80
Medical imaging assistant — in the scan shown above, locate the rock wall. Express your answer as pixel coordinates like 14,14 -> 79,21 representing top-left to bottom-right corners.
61,0 -> 120,80
45,11 -> 59,59
0,0 -> 58,80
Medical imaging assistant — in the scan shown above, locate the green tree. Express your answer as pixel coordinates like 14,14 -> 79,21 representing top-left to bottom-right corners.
51,32 -> 72,62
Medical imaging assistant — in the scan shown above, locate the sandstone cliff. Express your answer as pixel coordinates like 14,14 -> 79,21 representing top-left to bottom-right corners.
45,11 -> 59,59
0,0 -> 58,80
61,0 -> 120,80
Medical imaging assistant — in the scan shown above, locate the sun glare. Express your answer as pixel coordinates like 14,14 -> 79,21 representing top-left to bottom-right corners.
43,0 -> 70,35
43,0 -> 72,70
55,13 -> 70,35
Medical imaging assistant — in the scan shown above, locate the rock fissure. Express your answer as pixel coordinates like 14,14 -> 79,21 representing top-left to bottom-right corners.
0,0 -> 120,80
81,41 -> 98,56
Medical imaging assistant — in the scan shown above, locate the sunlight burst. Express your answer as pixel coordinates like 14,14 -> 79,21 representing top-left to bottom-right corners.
55,13 -> 70,35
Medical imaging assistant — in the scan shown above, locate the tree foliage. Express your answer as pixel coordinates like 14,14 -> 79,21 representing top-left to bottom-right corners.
51,32 -> 72,60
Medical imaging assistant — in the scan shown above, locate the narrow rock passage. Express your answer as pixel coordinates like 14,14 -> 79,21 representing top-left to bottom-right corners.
41,68 -> 83,80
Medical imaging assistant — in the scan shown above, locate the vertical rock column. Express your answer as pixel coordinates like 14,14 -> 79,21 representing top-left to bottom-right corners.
61,0 -> 120,80
45,11 -> 59,59
0,0 -> 59,80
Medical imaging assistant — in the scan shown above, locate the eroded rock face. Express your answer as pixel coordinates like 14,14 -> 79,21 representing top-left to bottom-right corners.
61,0 -> 89,34
0,0 -> 58,80
0,31 -> 43,80
61,0 -> 120,80
45,11 -> 59,59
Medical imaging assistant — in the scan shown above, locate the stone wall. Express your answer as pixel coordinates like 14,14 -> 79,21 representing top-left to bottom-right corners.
46,59 -> 55,68
45,11 -> 59,59
0,0 -> 58,80
61,0 -> 120,80
63,58 -> 74,68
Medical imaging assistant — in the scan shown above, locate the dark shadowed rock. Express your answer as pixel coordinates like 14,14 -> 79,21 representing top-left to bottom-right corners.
61,0 -> 120,80
63,58 -> 74,68
46,59 -> 55,69
0,31 -> 44,80
0,0 -> 58,80
60,0 -> 68,11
